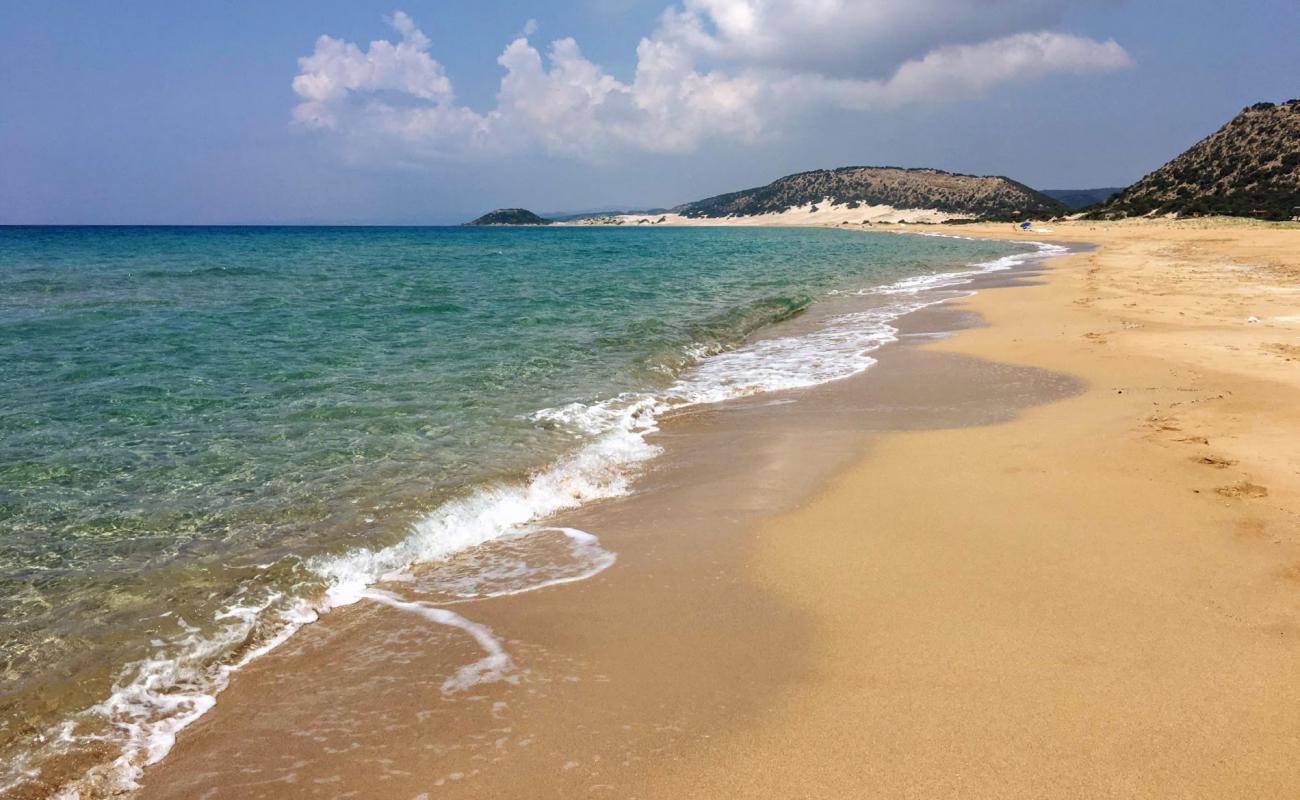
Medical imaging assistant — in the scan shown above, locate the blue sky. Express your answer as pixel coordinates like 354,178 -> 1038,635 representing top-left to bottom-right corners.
1,0 -> 1297,224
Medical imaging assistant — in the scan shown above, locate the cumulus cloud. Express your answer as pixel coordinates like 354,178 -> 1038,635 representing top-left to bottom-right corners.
293,11 -> 454,128
801,31 -> 1133,111
657,0 -> 1083,78
292,3 -> 1132,161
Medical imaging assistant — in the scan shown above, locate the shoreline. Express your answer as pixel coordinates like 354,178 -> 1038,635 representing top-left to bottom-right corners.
127,240 -> 1086,798
692,219 -> 1300,798
15,229 -> 1055,798
31,218 -> 1300,797
677,219 -> 1300,797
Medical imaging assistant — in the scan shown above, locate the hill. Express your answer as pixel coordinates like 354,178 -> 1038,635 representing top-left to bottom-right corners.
467,208 -> 553,226
1043,188 -> 1125,210
673,166 -> 1067,221
542,207 -> 669,222
1092,101 -> 1300,220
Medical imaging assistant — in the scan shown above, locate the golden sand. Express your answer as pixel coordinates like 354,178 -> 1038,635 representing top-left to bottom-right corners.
646,219 -> 1300,797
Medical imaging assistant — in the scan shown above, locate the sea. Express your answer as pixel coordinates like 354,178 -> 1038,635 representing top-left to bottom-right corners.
0,225 -> 1061,794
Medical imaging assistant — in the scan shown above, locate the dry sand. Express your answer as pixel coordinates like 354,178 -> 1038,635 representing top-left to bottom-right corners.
132,219 -> 1300,799
560,200 -> 960,227
652,218 -> 1300,798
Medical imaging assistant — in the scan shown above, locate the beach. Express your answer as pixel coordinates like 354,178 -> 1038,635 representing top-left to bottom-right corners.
8,220 -> 1297,798
659,219 -> 1300,797
114,219 -> 1300,798
0,227 -> 1047,796
8,1 -> 1296,796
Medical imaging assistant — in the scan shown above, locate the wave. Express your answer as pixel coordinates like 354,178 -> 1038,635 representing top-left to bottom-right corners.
27,236 -> 1068,798
387,527 -> 619,603
311,238 -> 1066,606
136,265 -> 271,279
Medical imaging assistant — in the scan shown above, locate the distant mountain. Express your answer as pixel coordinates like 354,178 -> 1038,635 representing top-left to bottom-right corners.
673,166 -> 1067,221
466,208 -> 553,226
1043,188 -> 1126,210
1091,100 -> 1300,221
542,207 -> 669,221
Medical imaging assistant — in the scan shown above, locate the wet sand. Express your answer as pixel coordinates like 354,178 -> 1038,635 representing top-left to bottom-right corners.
138,219 -> 1300,799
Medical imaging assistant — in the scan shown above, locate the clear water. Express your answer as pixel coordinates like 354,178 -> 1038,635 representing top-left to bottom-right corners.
0,225 -> 1035,790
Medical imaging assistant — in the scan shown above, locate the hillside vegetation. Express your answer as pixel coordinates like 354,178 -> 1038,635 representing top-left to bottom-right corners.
467,208 -> 553,226
674,166 -> 1067,221
1092,101 -> 1300,221
1044,188 -> 1125,210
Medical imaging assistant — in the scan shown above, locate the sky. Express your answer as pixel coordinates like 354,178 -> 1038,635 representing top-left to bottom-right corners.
1,0 -> 1297,224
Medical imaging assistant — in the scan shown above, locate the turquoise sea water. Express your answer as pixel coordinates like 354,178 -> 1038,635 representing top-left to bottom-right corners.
0,225 -> 1037,791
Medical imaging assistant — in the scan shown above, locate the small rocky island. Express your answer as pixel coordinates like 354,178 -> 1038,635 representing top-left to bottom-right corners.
466,208 -> 553,226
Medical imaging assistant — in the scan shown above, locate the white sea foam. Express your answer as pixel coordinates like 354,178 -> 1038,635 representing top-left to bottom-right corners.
43,236 -> 1069,798
311,424 -> 657,611
394,526 -> 618,602
49,592 -> 318,797
361,589 -> 514,693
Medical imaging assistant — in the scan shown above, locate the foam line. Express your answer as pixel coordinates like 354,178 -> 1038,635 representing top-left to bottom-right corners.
42,237 -> 1068,797
361,589 -> 513,694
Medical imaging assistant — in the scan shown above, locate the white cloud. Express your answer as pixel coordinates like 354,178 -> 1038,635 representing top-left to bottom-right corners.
801,31 -> 1133,111
292,3 -> 1132,161
657,0 -> 1090,79
292,11 -> 458,129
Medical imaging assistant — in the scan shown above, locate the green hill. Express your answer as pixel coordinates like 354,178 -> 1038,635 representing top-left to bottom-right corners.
1043,188 -> 1125,210
673,166 -> 1067,221
467,208 -> 553,226
1091,100 -> 1300,221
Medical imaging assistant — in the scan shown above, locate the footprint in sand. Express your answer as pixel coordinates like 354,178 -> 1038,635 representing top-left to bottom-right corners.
1215,482 -> 1269,499
1264,343 -> 1300,362
1193,455 -> 1237,468
1234,519 -> 1267,540
1145,415 -> 1182,432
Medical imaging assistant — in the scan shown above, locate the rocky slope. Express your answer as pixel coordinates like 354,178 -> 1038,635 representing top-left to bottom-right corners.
1092,100 -> 1300,221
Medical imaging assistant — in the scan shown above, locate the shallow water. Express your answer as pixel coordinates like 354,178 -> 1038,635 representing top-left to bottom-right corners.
0,225 -> 1043,793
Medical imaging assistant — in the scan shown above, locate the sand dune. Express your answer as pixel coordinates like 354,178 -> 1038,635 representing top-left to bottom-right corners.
560,199 -> 962,227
